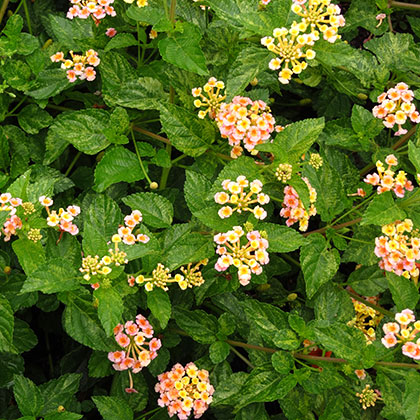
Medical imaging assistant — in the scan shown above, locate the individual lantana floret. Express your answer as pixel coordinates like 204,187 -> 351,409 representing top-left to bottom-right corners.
363,154 -> 414,197
354,369 -> 367,380
50,50 -> 100,83
280,177 -> 317,232
40,197 -> 80,236
356,385 -> 382,410
123,0 -> 148,7
192,0 -> 209,10
192,77 -> 226,120
109,314 -> 161,393
381,309 -> 420,360
216,96 -> 276,158
291,0 -> 346,43
66,0 -> 116,21
261,25 -> 316,84
155,362 -> 214,419
374,219 -> 420,282
376,13 -> 386,27
372,82 -> 420,136
214,176 -> 270,220
347,291 -> 383,343
214,226 -> 269,286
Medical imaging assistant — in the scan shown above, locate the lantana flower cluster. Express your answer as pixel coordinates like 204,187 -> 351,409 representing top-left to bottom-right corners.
131,259 -> 208,292
109,314 -> 161,392
66,0 -> 116,21
374,219 -> 420,281
80,210 -> 150,287
216,96 -> 276,158
214,226 -> 269,286
356,385 -> 382,410
364,154 -> 413,197
381,309 -> 420,360
123,0 -> 148,7
214,176 -> 270,220
155,362 -> 214,419
0,193 -> 23,242
50,50 -> 100,83
372,82 -> 420,136
192,78 -> 226,119
40,196 -> 80,236
280,177 -> 317,232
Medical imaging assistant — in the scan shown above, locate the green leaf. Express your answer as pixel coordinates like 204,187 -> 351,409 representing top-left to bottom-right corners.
46,110 -> 111,155
82,194 -> 122,256
21,258 -> 79,294
271,351 -> 294,374
362,192 -> 406,226
376,368 -> 405,419
126,3 -> 165,25
12,238 -> 46,276
94,146 -> 144,192
146,288 -> 171,329
25,69 -> 72,101
13,375 -> 43,417
92,396 -> 133,420
158,22 -> 208,75
160,103 -> 215,157
17,105 -> 53,135
351,104 -> 383,138
44,413 -> 83,420
88,351 -> 113,378
300,234 -> 340,299
386,272 -> 419,311
273,329 -> 300,351
62,291 -> 114,351
342,225 -> 379,266
408,140 -> 420,173
210,341 -> 230,364
258,223 -> 306,253
0,294 -> 15,353
403,371 -> 420,420
0,127 -> 11,170
123,192 -> 173,228
13,319 -> 38,353
173,307 -> 218,344
235,403 -> 270,420
94,286 -> 124,336
105,33 -> 138,51
314,284 -> 354,323
347,265 -> 388,296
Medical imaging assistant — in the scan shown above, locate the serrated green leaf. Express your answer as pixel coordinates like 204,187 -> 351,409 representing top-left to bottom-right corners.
342,225 -> 379,266
88,351 -> 113,378
300,234 -> 340,299
123,192 -> 173,228
403,371 -> 420,420
13,319 -> 38,354
146,288 -> 171,329
92,396 -> 133,420
210,341 -> 230,364
362,192 -> 406,226
44,413 -> 83,420
386,272 -> 419,311
347,265 -> 388,296
13,375 -> 43,417
94,286 -> 124,336
271,351 -> 294,374
12,238 -> 46,276
273,329 -> 300,350
351,104 -> 383,138
408,140 -> 420,173
258,223 -> 306,253
0,294 -> 15,353
17,105 -> 53,135
25,69 -> 72,101
314,284 -> 354,323
105,33 -> 138,51
158,22 -> 208,75
160,103 -> 215,157
94,146 -> 144,192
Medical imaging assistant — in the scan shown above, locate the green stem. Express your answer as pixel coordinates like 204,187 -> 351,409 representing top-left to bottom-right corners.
229,345 -> 255,369
331,194 -> 374,227
64,151 -> 82,177
163,0 -> 169,20
22,0 -> 32,35
390,0 -> 420,10
282,253 -> 301,268
334,232 -> 373,245
303,217 -> 362,238
5,97 -> 26,117
46,103 -> 74,112
131,128 -> 154,186
0,0 -> 10,27
171,153 -> 187,164
137,22 -> 142,67
135,407 -> 162,420
169,0 -> 176,26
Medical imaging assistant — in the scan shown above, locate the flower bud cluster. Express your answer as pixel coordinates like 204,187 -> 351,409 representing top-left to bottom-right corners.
381,309 -> 420,360
214,226 -> 269,286
374,219 -> 420,281
214,176 -> 270,220
66,0 -> 116,21
192,77 -> 226,119
50,50 -> 100,83
40,196 -> 80,236
0,193 -> 23,242
155,362 -> 214,420
216,96 -> 276,158
364,154 -> 413,197
356,385 -> 382,410
28,228 -> 42,243
275,163 -> 293,183
308,153 -> 323,170
372,82 -> 420,136
280,177 -> 317,232
109,314 -> 161,392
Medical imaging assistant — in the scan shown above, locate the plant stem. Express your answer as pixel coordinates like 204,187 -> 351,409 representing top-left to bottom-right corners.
135,407 -> 162,420
303,217 -> 362,238
64,151 -> 82,177
334,232 -> 372,245
137,22 -> 142,67
5,97 -> 26,117
0,0 -> 10,27
282,253 -> 301,268
131,128 -> 154,185
132,126 -> 171,145
331,195 -> 374,227
22,0 -> 32,35
229,345 -> 255,369
390,0 -> 420,10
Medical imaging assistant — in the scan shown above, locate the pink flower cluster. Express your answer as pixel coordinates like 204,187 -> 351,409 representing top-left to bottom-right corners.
364,154 -> 413,197
0,193 -> 23,242
214,226 -> 269,286
374,219 -> 420,280
40,196 -> 80,236
280,177 -> 317,232
67,0 -> 116,20
372,82 -> 420,136
50,50 -> 100,83
381,309 -> 420,360
109,315 -> 161,392
155,362 -> 214,419
114,210 -> 150,245
216,96 -> 276,159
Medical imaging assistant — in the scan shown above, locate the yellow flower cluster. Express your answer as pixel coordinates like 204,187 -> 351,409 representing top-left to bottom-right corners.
132,260 -> 208,292
192,77 -> 226,119
356,385 -> 382,410
123,0 -> 148,7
